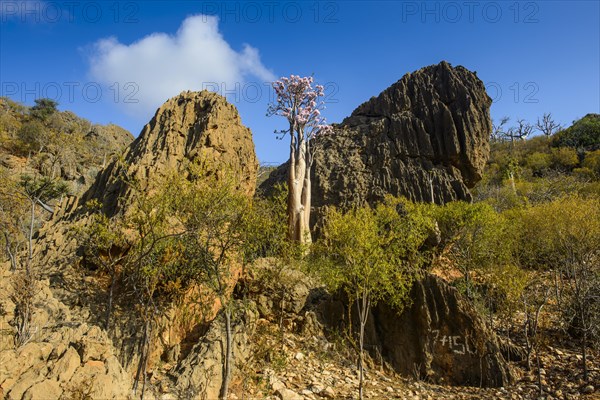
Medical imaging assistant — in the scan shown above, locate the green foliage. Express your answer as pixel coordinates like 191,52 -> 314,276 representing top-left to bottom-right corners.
311,196 -> 432,311
475,127 -> 600,206
521,144 -> 580,177
509,195 -> 600,270
79,201 -> 128,271
582,149 -> 600,177
0,168 -> 27,259
526,152 -> 552,176
553,113 -> 600,149
520,196 -> 600,350
432,201 -> 513,298
165,169 -> 252,295
244,183 -> 288,263
16,120 -> 47,154
310,196 -> 434,399
20,174 -> 69,203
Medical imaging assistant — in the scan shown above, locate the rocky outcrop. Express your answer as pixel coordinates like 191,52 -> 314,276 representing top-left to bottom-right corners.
84,90 -> 258,217
314,273 -> 512,387
369,274 -> 511,387
0,97 -> 133,197
261,61 -> 492,211
37,90 -> 259,264
243,259 -> 511,387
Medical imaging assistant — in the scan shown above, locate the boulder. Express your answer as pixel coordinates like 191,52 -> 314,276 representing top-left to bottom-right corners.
260,61 -> 492,214
22,380 -> 63,400
317,274 -> 513,387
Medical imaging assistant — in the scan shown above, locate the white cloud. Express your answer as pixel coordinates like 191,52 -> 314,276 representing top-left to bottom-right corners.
87,14 -> 275,117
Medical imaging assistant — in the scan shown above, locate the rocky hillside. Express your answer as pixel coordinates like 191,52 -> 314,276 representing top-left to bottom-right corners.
0,97 -> 133,197
261,61 -> 492,212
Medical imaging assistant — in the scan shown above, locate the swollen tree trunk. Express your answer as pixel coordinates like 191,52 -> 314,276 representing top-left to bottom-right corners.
288,132 -> 312,244
301,168 -> 312,244
220,307 -> 233,400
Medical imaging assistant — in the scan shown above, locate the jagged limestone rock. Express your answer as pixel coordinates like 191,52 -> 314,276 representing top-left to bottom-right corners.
0,268 -> 132,400
5,91 -> 260,398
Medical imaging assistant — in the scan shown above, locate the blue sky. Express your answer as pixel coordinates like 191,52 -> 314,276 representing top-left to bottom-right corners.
1,1 -> 599,164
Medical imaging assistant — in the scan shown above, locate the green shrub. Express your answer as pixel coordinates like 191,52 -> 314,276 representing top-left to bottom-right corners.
550,147 -> 579,171
582,149 -> 600,176
526,152 -> 552,176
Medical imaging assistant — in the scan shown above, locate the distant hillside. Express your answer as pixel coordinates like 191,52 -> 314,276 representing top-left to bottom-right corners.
0,97 -> 133,196
474,115 -> 600,208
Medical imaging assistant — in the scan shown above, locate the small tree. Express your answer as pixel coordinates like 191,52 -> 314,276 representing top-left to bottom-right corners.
434,201 -> 510,300
491,116 -> 510,143
162,164 -> 257,400
550,197 -> 600,382
516,196 -> 600,381
312,197 -> 432,400
267,75 -> 332,244
30,98 -> 58,120
507,119 -> 535,143
17,120 -> 42,155
0,172 -> 67,347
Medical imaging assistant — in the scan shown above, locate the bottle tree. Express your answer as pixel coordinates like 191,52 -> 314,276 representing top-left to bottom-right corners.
268,75 -> 332,244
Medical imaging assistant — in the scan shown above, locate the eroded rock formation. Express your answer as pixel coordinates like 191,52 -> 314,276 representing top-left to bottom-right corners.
1,90 -> 260,399
0,271 -> 132,400
84,90 -> 258,217
261,61 -> 492,212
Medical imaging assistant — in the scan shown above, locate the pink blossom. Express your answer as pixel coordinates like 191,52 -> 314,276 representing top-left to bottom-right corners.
267,74 -> 334,142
